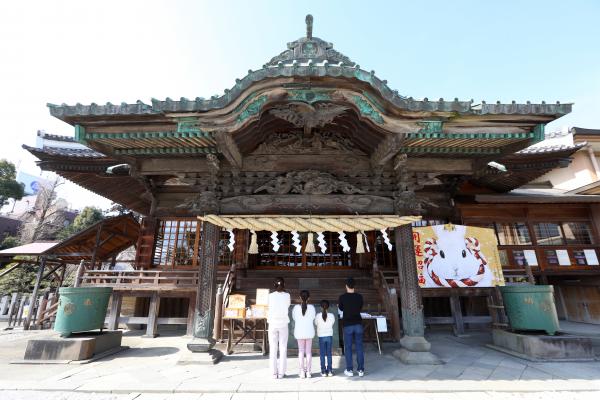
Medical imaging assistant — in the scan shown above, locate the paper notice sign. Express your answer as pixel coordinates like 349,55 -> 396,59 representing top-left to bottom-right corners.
376,317 -> 388,333
556,249 -> 571,266
523,250 -> 538,266
255,289 -> 270,306
584,249 -> 599,266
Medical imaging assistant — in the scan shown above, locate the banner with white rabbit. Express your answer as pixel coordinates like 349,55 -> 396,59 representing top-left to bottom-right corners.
412,224 -> 505,288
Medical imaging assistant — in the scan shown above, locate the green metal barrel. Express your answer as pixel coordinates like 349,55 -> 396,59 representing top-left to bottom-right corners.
499,285 -> 560,335
54,287 -> 113,337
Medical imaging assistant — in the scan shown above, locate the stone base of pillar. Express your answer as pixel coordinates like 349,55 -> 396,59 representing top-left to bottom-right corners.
393,348 -> 442,365
399,335 -> 431,352
179,349 -> 223,365
393,335 -> 443,365
185,338 -> 223,364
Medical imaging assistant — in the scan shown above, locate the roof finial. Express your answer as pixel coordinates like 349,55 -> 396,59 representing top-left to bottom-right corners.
306,14 -> 313,39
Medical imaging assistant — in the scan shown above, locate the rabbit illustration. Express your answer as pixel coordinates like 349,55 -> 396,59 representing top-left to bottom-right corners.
423,225 -> 492,287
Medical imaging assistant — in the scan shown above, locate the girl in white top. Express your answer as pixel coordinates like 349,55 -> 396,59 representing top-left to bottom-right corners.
267,277 -> 291,379
292,290 -> 316,378
314,299 -> 335,376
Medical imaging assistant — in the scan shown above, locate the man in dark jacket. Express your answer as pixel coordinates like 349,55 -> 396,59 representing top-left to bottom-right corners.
338,277 -> 364,377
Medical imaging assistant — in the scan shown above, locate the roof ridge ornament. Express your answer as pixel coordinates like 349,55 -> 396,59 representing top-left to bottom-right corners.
306,14 -> 313,39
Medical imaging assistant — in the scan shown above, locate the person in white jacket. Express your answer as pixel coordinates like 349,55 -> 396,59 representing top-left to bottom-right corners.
314,299 -> 335,376
267,277 -> 291,379
292,290 -> 316,378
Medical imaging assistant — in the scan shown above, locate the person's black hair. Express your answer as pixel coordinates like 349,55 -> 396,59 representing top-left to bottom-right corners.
274,277 -> 285,292
320,299 -> 329,322
300,290 -> 310,316
346,277 -> 355,289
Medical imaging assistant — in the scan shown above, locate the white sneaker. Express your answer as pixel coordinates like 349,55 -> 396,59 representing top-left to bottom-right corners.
327,371 -> 334,377
343,370 -> 354,377
306,372 -> 311,378
321,372 -> 327,377
299,371 -> 305,379
358,370 -> 364,377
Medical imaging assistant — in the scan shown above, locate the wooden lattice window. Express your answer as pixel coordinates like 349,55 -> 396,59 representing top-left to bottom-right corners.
254,231 -> 353,268
218,229 -> 234,267
153,219 -> 200,269
562,222 -> 594,245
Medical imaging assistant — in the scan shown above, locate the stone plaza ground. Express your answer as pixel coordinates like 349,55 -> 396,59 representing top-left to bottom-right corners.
0,323 -> 599,399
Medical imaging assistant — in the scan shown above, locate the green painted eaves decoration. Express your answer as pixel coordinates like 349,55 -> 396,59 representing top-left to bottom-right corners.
351,96 -> 384,124
287,90 -> 331,104
237,95 -> 268,123
114,147 -> 217,156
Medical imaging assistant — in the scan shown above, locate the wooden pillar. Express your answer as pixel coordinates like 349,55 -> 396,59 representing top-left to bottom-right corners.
107,292 -> 123,331
74,260 -> 85,288
213,284 -> 224,341
394,225 -> 425,337
24,256 -> 46,330
449,294 -> 465,336
187,221 -> 223,361
144,292 -> 160,338
90,223 -> 104,270
393,224 -> 440,364
186,293 -> 196,336
6,293 -> 18,327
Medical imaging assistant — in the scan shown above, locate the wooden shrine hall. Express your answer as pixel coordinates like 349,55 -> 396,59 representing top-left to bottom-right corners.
22,15 -> 600,360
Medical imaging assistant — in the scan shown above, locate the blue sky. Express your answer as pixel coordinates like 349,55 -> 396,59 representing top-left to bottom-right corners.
1,0 -> 599,208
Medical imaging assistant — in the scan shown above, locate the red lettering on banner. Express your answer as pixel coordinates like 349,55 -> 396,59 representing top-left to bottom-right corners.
413,232 -> 421,242
414,244 -> 423,257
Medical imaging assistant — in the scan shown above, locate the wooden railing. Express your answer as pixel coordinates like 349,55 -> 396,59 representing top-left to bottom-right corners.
215,268 -> 236,341
375,269 -> 401,341
0,291 -> 59,330
80,269 -> 199,290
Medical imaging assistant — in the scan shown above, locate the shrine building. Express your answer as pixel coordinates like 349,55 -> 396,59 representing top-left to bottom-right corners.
24,15 -> 600,358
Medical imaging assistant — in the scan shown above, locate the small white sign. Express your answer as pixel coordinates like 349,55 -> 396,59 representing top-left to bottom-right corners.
523,250 -> 538,266
584,249 -> 599,266
376,317 -> 388,333
556,250 -> 571,266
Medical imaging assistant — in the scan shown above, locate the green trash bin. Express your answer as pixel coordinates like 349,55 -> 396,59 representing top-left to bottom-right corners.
499,285 -> 560,335
54,287 -> 113,337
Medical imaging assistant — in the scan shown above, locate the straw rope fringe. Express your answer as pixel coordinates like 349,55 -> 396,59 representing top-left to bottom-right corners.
198,215 -> 420,232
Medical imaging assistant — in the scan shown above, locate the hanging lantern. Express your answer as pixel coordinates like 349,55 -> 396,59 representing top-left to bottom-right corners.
270,231 -> 280,252
248,230 -> 258,254
305,232 -> 316,253
355,232 -> 365,254
317,232 -> 327,254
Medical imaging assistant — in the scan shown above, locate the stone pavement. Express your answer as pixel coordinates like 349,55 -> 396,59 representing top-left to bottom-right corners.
0,325 -> 599,398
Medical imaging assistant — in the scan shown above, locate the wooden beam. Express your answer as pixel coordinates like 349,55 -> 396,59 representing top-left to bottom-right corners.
214,131 -> 242,169
406,158 -> 473,174
144,293 -> 160,338
107,292 -> 122,331
371,132 -> 405,166
24,257 -> 46,330
449,294 -> 465,336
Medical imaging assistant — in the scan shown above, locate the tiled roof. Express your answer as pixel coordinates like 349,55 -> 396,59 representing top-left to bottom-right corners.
37,131 -> 77,142
45,16 -> 572,121
516,142 -> 586,155
22,144 -> 106,158
572,127 -> 600,136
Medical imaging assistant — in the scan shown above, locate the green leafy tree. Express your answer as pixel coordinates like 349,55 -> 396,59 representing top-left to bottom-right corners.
57,206 -> 104,240
0,160 -> 25,206
0,235 -> 19,250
